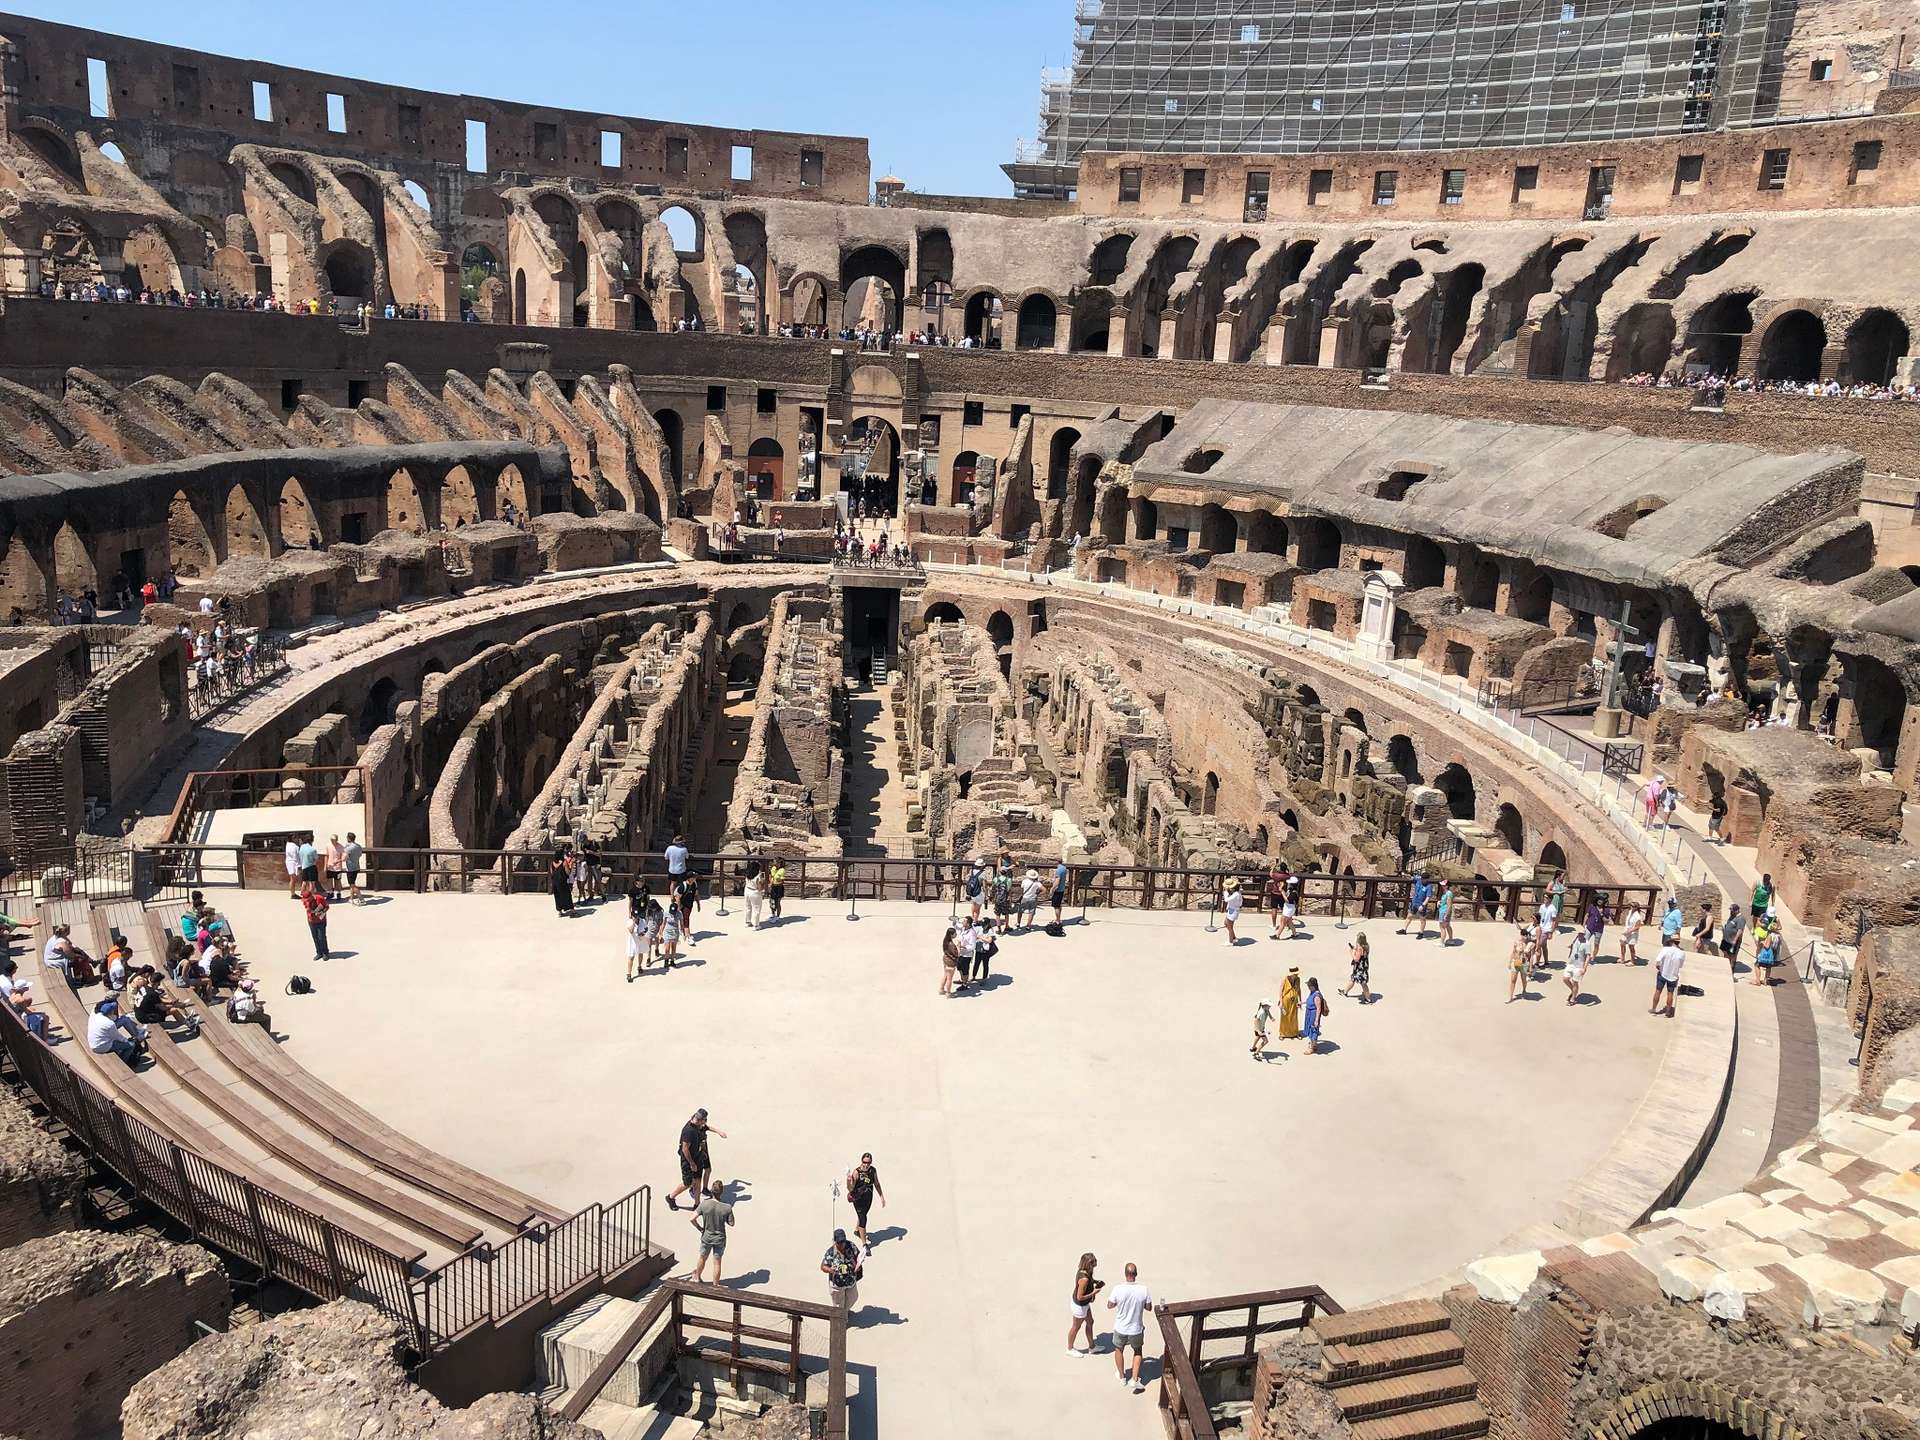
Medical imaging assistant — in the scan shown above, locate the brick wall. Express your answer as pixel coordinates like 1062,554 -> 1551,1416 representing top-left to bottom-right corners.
1846,925 -> 1920,1103
1442,1281 -> 1596,1440
0,1231 -> 229,1440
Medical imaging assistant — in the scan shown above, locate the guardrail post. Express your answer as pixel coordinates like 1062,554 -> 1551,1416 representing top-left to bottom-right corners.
241,1180 -> 274,1280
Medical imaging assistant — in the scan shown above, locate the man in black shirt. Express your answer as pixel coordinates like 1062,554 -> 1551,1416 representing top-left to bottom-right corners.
666,1107 -> 727,1210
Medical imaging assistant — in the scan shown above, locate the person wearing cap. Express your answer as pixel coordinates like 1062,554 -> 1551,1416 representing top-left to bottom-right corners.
86,995 -> 146,1066
821,1228 -> 863,1312
229,978 -> 271,1030
665,834 -> 691,884
666,1108 -> 728,1211
0,957 -> 50,1040
964,858 -> 986,923
1222,877 -> 1243,944
1016,868 -> 1043,931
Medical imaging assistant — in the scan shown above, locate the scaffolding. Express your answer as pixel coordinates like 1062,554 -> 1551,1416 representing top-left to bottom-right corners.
1005,1 -> 1825,197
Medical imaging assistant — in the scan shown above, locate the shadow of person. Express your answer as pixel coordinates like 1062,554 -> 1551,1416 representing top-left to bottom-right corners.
853,1305 -> 908,1328
866,1225 -> 908,1246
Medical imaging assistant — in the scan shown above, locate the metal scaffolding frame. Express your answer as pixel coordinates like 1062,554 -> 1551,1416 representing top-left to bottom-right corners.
1005,1 -> 1828,197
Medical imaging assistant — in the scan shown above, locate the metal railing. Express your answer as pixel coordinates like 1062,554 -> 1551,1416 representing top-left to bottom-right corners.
160,765 -> 369,848
0,999 -> 653,1357
557,1279 -> 847,1438
1157,1286 -> 1343,1440
0,842 -> 134,900
187,635 -> 290,721
140,842 -> 1660,924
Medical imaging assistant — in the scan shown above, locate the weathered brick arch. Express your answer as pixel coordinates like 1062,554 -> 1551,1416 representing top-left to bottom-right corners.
1586,1381 -> 1799,1440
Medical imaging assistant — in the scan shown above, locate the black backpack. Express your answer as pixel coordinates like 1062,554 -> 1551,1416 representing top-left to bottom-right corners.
285,975 -> 314,996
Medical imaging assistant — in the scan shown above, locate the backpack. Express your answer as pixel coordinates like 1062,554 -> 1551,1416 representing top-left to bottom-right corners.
965,872 -> 982,899
285,975 -> 314,996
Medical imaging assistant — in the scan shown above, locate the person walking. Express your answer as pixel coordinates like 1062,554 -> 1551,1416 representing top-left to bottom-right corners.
1691,902 -> 1718,955
1435,881 -> 1455,946
768,860 -> 787,921
665,834 -> 691,891
667,1109 -> 726,1210
1651,936 -> 1686,1017
1707,792 -> 1728,844
300,880 -> 331,961
822,1229 -> 863,1314
1339,932 -> 1371,1004
1659,895 -> 1684,948
688,1179 -> 733,1284
1221,878 -> 1242,944
1398,874 -> 1428,936
550,847 -> 575,918
1720,903 -> 1748,971
965,859 -> 986,923
1105,1263 -> 1154,1393
284,837 -> 302,898
660,899 -> 682,968
1562,929 -> 1592,1005
847,1153 -> 885,1254
1068,1254 -> 1104,1356
1050,857 -> 1069,928
1302,977 -> 1330,1054
743,861 -> 765,930
626,905 -> 645,982
1619,902 -> 1644,966
342,832 -> 365,902
674,873 -> 700,948
1251,995 -> 1274,1060
954,916 -> 979,990
1265,862 -> 1289,939
1751,873 -> 1773,921
1508,924 -> 1532,1002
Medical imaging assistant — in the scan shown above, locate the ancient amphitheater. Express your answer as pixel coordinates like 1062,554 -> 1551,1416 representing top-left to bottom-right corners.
7,10 -> 1920,1440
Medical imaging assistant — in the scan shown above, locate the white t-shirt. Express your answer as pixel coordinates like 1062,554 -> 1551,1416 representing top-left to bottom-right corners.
1108,1282 -> 1152,1336
232,988 -> 258,1021
1224,890 -> 1243,918
86,1012 -> 121,1053
1656,944 -> 1686,983
43,935 -> 65,966
665,843 -> 690,876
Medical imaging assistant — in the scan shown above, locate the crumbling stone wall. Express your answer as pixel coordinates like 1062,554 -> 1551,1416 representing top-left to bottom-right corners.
723,591 -> 844,859
121,1299 -> 602,1440
0,1081 -> 88,1249
1847,926 -> 1920,1105
0,1232 -> 229,1440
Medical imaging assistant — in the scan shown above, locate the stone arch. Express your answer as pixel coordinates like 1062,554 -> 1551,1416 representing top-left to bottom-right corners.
223,483 -> 271,559
1844,308 -> 1910,386
1202,770 -> 1220,815
51,521 -> 96,596
962,289 -> 1001,344
925,601 -> 964,626
723,600 -> 757,634
1429,263 -> 1484,373
1294,515 -> 1341,572
654,409 -> 685,485
1434,762 -> 1475,821
1494,801 -> 1525,854
1405,535 -> 1446,590
15,122 -> 82,187
840,244 -> 907,312
497,464 -> 529,517
513,269 -> 528,325
1607,303 -> 1678,380
1089,232 -> 1134,286
1756,308 -> 1826,383
386,468 -> 428,534
442,466 -> 482,527
320,240 -> 375,304
1848,652 -> 1906,762
268,161 -> 317,204
1047,428 -> 1081,502
1070,290 -> 1113,352
0,532 -> 50,619
1538,839 -> 1567,875
1683,291 -> 1755,375
1096,486 -> 1127,543
1130,495 -> 1158,541
1070,454 -> 1102,537
660,204 -> 701,258
1199,505 -> 1236,554
122,223 -> 185,292
1015,292 -> 1058,350
357,676 -> 400,738
986,610 -> 1015,651
845,274 -> 897,333
1587,1381 -> 1787,1440
277,477 -> 322,549
788,272 -> 827,327
1508,565 -> 1553,624
1387,733 -> 1421,783
727,650 -> 763,685
168,491 -> 218,575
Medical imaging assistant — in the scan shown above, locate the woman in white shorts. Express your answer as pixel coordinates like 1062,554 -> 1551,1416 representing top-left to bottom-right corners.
1068,1253 -> 1104,1356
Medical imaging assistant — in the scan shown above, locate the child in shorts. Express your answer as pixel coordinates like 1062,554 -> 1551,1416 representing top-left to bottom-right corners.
1251,998 -> 1274,1059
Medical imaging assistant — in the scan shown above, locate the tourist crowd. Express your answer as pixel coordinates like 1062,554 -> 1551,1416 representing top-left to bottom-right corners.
1620,369 -> 1920,403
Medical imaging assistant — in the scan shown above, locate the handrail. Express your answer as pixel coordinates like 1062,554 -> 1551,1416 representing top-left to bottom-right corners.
1157,1308 -> 1221,1440
0,988 -> 650,1358
1157,1285 -> 1341,1439
556,1278 -> 846,1436
141,842 -> 1662,922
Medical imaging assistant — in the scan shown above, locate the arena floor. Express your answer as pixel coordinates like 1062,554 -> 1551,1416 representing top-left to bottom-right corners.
195,888 -> 1679,1439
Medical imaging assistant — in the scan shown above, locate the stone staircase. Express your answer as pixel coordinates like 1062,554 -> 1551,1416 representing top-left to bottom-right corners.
1311,1299 -> 1486,1440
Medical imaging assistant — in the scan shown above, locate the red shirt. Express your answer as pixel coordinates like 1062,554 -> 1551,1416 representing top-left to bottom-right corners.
301,890 -> 329,925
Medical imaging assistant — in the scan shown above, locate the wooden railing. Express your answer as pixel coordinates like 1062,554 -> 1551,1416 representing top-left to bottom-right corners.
161,765 -> 371,847
557,1279 -> 847,1438
0,999 -> 652,1358
142,843 -> 1662,923
1157,1286 -> 1343,1440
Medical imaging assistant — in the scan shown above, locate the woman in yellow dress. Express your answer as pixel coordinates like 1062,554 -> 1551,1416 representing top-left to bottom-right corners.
1278,967 -> 1303,1040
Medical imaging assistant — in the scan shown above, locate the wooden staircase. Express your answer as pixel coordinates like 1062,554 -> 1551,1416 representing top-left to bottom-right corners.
1311,1299 -> 1487,1440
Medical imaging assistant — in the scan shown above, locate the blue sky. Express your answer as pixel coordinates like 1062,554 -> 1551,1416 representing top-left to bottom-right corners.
23,0 -> 1071,195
